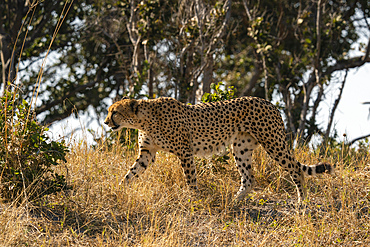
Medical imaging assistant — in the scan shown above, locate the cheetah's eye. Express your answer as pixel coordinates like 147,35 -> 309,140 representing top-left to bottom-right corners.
111,111 -> 118,118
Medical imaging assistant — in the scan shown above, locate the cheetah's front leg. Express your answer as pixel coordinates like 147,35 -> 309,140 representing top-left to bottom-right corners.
122,148 -> 156,184
121,131 -> 157,185
180,155 -> 198,190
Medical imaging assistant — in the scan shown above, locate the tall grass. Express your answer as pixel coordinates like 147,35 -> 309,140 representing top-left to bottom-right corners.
1,139 -> 369,246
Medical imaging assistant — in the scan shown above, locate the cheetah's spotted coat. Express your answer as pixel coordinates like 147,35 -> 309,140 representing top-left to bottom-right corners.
104,97 -> 332,202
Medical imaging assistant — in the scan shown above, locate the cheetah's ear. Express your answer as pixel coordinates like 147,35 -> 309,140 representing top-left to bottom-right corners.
129,99 -> 139,115
113,96 -> 129,103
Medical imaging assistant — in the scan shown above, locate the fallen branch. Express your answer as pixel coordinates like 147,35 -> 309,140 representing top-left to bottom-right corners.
348,133 -> 370,146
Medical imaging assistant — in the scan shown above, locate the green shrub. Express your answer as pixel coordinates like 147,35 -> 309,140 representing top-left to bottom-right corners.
0,91 -> 68,203
201,81 -> 236,103
200,82 -> 236,165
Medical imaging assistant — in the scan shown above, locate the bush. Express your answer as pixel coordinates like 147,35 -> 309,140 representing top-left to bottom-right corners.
201,81 -> 236,103
0,91 -> 68,203
200,82 -> 236,164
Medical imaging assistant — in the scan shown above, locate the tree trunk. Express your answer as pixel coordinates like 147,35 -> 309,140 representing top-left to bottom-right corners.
148,63 -> 154,99
202,53 -> 213,96
241,62 -> 262,96
179,46 -> 194,103
0,33 -> 14,95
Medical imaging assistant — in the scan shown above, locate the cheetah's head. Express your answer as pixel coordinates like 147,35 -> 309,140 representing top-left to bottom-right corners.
104,98 -> 140,131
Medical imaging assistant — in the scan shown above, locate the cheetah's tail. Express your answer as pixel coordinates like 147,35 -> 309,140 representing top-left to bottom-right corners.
298,162 -> 334,176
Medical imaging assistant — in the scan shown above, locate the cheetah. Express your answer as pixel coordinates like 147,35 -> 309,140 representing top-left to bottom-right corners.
104,96 -> 333,202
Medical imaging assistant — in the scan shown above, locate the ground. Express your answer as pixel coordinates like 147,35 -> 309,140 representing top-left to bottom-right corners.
0,141 -> 369,246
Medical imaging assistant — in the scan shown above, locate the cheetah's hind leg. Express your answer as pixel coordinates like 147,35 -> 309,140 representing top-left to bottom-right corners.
231,133 -> 259,202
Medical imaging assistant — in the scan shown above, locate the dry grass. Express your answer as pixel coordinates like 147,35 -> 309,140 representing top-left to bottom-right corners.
0,141 -> 369,246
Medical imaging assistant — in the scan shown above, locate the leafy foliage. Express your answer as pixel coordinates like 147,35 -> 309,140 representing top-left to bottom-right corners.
0,91 -> 69,203
215,0 -> 370,143
200,81 -> 235,165
1,0 -> 370,145
201,81 -> 236,103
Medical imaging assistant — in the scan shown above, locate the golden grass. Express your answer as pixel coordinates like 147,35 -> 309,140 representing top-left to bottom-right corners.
0,142 -> 369,246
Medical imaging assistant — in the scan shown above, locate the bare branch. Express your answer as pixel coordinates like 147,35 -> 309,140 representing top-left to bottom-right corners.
275,64 -> 296,136
348,133 -> 370,146
22,4 -> 56,53
362,36 -> 370,62
127,0 -> 141,78
35,80 -> 97,116
261,54 -> 269,100
324,34 -> 370,76
362,101 -> 370,120
241,61 -> 262,96
242,0 -> 252,21
205,0 -> 231,55
314,0 -> 322,81
307,81 -> 324,142
297,0 -> 322,140
325,69 -> 348,140
323,55 -> 370,76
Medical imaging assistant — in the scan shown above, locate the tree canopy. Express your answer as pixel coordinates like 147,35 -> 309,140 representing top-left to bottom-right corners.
1,0 -> 369,143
